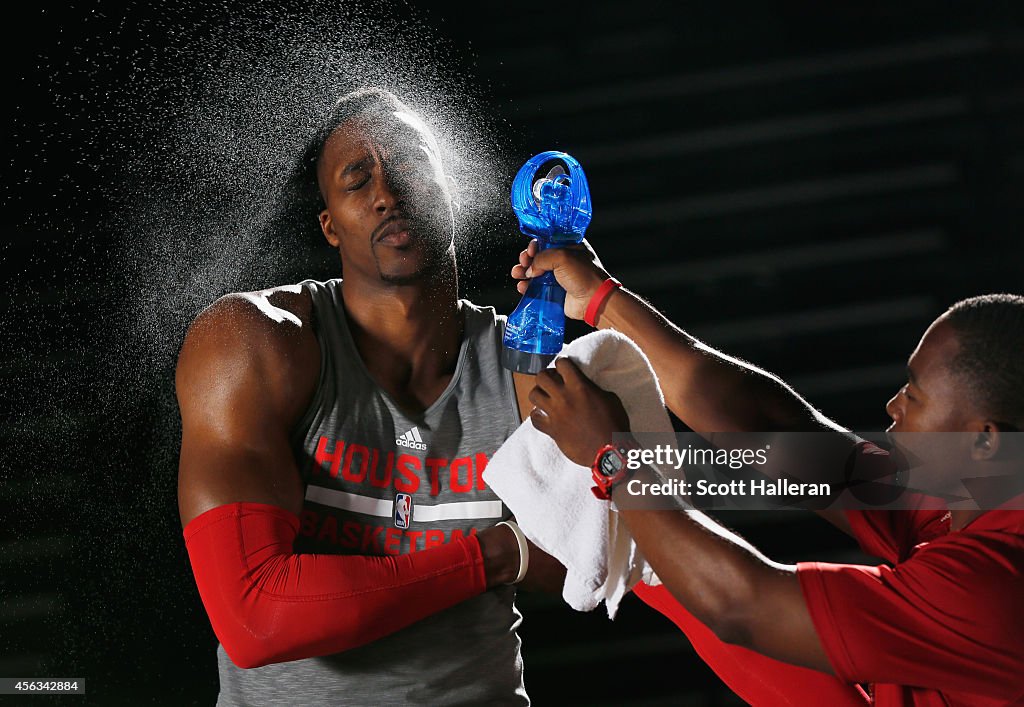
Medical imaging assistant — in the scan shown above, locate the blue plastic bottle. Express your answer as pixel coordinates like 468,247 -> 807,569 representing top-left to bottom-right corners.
501,151 -> 592,374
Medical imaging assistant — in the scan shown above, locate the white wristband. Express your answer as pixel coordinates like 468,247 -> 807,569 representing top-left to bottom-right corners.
497,520 -> 529,585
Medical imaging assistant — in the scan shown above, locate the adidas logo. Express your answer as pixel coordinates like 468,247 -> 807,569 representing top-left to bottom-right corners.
396,426 -> 427,451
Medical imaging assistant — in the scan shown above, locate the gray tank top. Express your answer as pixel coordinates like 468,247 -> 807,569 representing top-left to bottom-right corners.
214,278 -> 529,706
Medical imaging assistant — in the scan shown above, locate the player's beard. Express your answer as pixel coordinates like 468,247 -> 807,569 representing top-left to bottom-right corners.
375,209 -> 455,286
376,239 -> 451,285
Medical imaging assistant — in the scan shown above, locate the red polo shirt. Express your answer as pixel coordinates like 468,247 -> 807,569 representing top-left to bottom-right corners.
634,494 -> 1024,705
797,494 -> 1024,705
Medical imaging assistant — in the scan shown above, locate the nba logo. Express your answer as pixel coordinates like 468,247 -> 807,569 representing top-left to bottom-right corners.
394,493 -> 413,529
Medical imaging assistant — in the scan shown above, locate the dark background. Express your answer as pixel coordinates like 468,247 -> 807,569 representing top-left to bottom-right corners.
2,1 -> 1022,705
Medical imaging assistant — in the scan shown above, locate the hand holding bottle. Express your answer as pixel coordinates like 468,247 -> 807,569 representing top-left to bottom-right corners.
511,238 -> 614,323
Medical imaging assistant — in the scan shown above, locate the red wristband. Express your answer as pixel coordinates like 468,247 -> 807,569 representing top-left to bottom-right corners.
584,277 -> 622,327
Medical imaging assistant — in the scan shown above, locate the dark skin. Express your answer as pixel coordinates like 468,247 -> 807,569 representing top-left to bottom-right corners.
514,240 -> 1013,673
175,114 -> 565,604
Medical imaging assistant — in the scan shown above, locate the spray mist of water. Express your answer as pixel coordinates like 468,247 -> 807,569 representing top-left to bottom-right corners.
6,0 -> 525,673
103,1 -> 519,493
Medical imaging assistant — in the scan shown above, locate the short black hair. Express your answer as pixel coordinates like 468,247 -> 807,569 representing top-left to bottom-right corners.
944,293 -> 1024,427
262,87 -> 415,254
299,87 -> 411,209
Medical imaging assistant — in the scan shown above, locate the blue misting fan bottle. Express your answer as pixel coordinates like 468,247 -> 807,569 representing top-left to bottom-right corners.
501,151 -> 592,374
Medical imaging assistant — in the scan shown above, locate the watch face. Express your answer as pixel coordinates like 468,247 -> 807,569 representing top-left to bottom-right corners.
599,450 -> 624,477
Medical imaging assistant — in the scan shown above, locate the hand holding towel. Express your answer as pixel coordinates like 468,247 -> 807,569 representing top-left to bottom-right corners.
484,329 -> 674,618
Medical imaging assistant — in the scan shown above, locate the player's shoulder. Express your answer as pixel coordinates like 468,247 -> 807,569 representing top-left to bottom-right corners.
199,283 -> 312,329
178,283 -> 317,375
187,283 -> 312,341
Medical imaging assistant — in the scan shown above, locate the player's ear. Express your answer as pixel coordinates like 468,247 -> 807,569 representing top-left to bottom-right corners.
968,420 -> 1000,461
319,209 -> 340,248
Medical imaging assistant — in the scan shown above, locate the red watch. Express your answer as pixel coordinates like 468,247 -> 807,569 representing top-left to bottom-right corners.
591,440 -> 639,500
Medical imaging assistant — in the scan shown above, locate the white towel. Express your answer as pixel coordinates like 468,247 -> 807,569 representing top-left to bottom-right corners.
484,329 -> 672,619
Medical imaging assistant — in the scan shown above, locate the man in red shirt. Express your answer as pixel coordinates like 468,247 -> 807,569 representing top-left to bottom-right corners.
513,240 -> 1024,706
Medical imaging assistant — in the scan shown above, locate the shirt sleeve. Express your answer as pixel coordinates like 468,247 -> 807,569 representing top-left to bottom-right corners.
797,531 -> 1024,700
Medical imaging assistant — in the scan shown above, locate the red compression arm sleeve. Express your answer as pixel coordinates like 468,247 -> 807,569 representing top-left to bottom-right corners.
183,502 -> 487,669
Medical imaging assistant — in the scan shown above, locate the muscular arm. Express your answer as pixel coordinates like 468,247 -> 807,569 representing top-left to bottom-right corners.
615,471 -> 832,673
599,289 -> 828,435
176,292 -> 313,524
175,292 -> 521,668
529,359 -> 834,673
